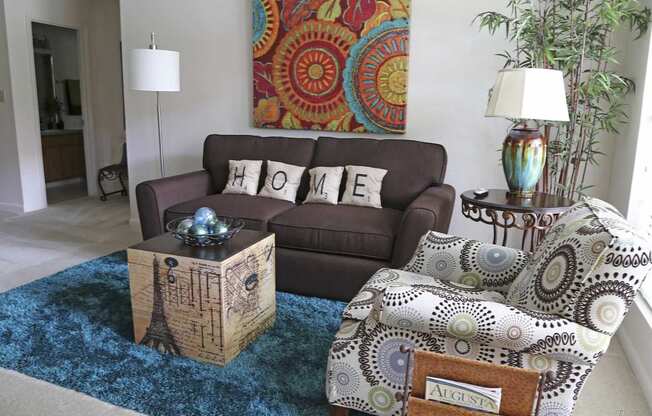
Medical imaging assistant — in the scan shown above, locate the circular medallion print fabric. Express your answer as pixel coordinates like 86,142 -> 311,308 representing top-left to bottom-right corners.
344,20 -> 410,133
531,243 -> 581,312
272,20 -> 357,124
252,0 -> 280,59
253,1 -> 412,133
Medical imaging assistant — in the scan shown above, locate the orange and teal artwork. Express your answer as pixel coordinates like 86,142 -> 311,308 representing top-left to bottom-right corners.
253,0 -> 411,134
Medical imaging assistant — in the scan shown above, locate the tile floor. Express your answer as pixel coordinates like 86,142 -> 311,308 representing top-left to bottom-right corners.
46,181 -> 88,205
0,197 -> 649,416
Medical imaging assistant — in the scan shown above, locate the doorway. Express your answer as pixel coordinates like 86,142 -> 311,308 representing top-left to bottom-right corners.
32,22 -> 88,204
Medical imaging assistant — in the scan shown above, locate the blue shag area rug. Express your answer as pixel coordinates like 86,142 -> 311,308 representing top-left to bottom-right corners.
0,252 -> 348,415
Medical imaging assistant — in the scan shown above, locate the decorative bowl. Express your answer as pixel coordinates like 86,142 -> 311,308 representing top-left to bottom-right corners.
166,216 -> 245,247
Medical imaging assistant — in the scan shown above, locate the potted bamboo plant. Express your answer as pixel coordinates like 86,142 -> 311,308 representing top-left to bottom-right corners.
476,0 -> 651,199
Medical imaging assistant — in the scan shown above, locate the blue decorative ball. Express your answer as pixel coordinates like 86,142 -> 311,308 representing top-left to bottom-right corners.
193,207 -> 217,226
176,218 -> 194,235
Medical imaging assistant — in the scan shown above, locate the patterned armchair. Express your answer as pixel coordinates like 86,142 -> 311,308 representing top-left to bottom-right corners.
326,198 -> 652,416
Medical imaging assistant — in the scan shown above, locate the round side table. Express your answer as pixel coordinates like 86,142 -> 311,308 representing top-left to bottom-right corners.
461,189 -> 574,251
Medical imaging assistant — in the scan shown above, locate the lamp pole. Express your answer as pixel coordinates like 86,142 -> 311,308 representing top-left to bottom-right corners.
156,91 -> 165,177
149,32 -> 165,177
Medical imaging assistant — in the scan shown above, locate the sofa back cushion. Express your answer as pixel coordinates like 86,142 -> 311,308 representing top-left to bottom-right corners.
507,198 -> 652,335
312,137 -> 447,210
203,134 -> 316,200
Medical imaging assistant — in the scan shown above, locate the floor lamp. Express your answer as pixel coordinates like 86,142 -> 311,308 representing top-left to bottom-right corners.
128,33 -> 180,177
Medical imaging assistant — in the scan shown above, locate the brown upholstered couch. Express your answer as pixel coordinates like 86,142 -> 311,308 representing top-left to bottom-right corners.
136,134 -> 455,300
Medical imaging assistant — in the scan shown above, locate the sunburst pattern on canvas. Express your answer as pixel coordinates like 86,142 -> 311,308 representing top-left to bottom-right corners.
252,0 -> 411,134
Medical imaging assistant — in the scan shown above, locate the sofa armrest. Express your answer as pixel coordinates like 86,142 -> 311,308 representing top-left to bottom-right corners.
392,185 -> 456,267
402,231 -> 530,293
376,284 -> 610,366
136,170 -> 214,239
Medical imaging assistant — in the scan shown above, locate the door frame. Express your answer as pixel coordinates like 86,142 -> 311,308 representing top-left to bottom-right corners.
27,18 -> 99,202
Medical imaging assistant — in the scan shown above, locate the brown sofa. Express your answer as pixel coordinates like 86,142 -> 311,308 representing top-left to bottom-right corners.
136,134 -> 455,300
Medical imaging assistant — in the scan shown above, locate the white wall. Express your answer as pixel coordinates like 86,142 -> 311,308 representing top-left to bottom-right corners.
87,0 -> 124,166
32,23 -> 79,81
2,0 -> 88,211
120,0 -> 618,240
0,1 -> 23,213
0,0 -> 123,212
609,0 -> 652,409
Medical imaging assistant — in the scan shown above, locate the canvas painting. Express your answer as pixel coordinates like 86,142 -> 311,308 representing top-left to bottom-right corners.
252,0 -> 411,134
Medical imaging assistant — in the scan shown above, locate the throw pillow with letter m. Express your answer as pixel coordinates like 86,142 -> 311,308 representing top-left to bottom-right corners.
341,165 -> 388,209
304,166 -> 345,205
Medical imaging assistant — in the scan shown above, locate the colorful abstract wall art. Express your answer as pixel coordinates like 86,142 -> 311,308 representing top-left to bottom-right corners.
252,0 -> 411,134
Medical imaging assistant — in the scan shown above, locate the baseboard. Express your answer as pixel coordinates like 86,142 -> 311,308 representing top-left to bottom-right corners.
0,202 -> 24,214
46,178 -> 84,189
618,297 -> 652,411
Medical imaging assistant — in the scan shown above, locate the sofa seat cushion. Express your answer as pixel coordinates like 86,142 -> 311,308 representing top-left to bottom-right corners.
165,194 -> 295,231
269,204 -> 402,260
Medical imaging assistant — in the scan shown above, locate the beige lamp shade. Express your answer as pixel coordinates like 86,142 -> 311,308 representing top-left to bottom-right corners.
486,68 -> 570,122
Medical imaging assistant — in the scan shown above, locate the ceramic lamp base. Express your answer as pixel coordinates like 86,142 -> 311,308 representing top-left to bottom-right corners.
502,127 -> 546,198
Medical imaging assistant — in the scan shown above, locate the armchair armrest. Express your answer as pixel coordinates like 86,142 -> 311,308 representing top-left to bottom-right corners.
376,284 -> 610,366
403,231 -> 530,293
392,185 -> 456,267
136,170 -> 214,239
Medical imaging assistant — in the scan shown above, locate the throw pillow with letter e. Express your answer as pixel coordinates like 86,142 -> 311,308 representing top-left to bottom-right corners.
304,166 -> 345,205
258,161 -> 306,203
222,160 -> 263,196
341,165 -> 388,209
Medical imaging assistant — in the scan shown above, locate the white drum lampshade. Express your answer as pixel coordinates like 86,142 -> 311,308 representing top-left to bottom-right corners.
486,68 -> 569,122
129,48 -> 180,92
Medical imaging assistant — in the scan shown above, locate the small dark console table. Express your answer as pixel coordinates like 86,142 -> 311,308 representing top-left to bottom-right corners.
461,189 -> 574,251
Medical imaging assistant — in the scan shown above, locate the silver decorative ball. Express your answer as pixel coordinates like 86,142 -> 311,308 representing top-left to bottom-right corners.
205,217 -> 219,231
213,223 -> 229,235
176,218 -> 194,235
189,224 -> 210,244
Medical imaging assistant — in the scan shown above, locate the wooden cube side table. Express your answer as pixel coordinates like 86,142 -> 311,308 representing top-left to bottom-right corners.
127,230 -> 276,366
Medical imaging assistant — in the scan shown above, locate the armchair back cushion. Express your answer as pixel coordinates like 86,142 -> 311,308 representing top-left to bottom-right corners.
403,232 -> 530,293
203,135 -> 316,200
313,137 -> 447,210
507,198 -> 652,335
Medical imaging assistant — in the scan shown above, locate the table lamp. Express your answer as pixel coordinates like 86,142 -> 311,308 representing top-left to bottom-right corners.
486,68 -> 569,198
129,33 -> 180,177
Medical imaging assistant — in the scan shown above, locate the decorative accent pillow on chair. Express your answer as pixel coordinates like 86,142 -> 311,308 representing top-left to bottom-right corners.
304,166 -> 344,205
258,161 -> 306,203
403,231 -> 530,293
507,198 -> 652,334
222,160 -> 262,196
340,165 -> 387,209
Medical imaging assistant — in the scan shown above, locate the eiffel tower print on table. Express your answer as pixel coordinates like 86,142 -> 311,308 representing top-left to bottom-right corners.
139,256 -> 180,355
127,230 -> 276,366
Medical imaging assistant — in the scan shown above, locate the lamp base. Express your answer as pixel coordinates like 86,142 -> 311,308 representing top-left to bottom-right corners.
502,127 -> 546,199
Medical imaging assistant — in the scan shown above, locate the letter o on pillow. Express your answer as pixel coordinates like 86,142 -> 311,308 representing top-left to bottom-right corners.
258,161 -> 306,203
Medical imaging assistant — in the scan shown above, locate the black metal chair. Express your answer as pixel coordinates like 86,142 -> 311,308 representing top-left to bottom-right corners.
98,143 -> 128,201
